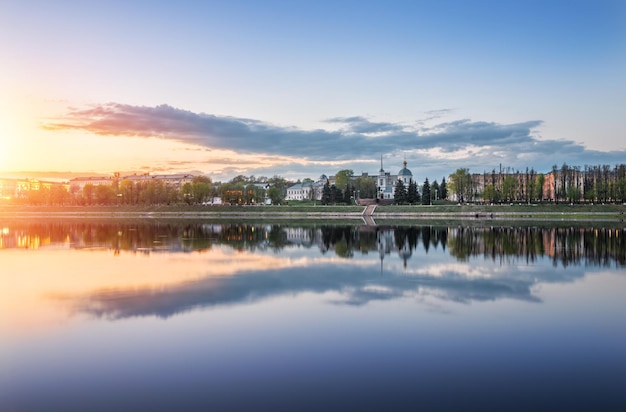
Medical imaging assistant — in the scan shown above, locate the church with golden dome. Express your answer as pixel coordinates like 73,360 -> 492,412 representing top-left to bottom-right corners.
377,156 -> 414,200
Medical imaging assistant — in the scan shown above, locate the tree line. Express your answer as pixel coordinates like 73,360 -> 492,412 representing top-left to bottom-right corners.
393,177 -> 448,205
447,163 -> 626,204
11,162 -> 625,207
13,175 -> 293,206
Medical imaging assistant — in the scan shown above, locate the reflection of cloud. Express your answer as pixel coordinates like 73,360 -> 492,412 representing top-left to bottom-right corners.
42,103 -> 626,178
49,254 -> 588,320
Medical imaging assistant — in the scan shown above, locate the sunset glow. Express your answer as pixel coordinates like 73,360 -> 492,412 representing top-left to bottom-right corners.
1,2 -> 624,182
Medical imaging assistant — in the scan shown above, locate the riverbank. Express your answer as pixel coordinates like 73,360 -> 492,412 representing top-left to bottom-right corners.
0,203 -> 624,224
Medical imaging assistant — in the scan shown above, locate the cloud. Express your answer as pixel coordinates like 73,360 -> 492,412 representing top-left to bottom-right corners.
54,259 -> 547,320
325,116 -> 405,134
43,102 -> 626,179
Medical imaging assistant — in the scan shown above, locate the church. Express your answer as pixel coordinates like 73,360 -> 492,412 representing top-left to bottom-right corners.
377,157 -> 414,200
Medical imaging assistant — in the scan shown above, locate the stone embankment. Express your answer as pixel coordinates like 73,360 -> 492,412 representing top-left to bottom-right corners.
0,204 -> 624,224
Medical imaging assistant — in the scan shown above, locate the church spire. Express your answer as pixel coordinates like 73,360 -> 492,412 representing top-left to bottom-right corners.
379,154 -> 384,173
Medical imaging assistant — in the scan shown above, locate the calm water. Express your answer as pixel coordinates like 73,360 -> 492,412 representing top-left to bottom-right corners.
1,221 -> 625,411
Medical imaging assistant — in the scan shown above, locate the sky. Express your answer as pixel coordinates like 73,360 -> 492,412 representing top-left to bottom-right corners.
1,0 -> 625,183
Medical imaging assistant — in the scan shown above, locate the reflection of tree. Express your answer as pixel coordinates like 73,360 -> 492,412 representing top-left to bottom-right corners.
1,222 -> 624,267
447,227 -> 625,268
267,225 -> 288,252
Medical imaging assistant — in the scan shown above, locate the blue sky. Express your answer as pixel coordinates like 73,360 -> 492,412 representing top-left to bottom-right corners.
1,0 -> 624,182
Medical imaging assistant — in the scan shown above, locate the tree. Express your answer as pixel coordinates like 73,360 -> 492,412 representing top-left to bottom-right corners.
329,184 -> 342,204
268,176 -> 289,201
192,181 -> 211,204
483,184 -> 499,203
69,184 -> 81,204
193,176 -> 212,185
431,180 -> 440,202
119,180 -> 135,204
343,183 -> 354,205
422,178 -> 431,205
566,185 -> 582,204
268,186 -> 282,205
95,184 -> 116,204
82,184 -> 95,205
502,176 -> 518,202
335,169 -> 354,191
230,175 -> 249,184
407,179 -> 419,204
439,177 -> 447,200
49,185 -> 69,206
321,181 -> 331,205
449,168 -> 472,203
354,175 -> 376,198
394,179 -> 407,204
181,182 -> 193,204
535,174 -> 545,202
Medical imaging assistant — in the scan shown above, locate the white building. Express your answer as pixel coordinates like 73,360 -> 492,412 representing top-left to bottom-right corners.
377,158 -> 414,200
286,175 -> 328,201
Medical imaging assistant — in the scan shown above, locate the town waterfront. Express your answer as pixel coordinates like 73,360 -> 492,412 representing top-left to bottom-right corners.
1,221 -> 625,411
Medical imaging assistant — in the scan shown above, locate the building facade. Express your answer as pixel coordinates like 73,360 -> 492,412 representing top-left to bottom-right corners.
377,158 -> 414,200
285,175 -> 328,201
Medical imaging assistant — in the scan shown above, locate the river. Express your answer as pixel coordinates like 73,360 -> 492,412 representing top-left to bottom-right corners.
1,221 -> 625,411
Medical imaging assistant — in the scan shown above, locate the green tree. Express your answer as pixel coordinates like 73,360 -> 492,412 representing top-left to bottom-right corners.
535,174 -> 545,202
267,186 -> 282,204
230,175 -> 249,184
343,183 -> 354,205
192,181 -> 211,204
335,169 -> 354,191
439,177 -> 448,200
407,179 -> 419,204
330,184 -> 342,204
354,175 -> 377,198
502,176 -> 518,202
394,179 -> 407,204
422,178 -> 431,205
449,168 -> 472,203
566,185 -> 582,203
431,180 -> 440,202
268,176 -> 289,201
181,182 -> 193,204
483,184 -> 499,203
321,181 -> 331,205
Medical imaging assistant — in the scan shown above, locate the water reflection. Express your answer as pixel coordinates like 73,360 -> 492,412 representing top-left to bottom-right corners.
1,221 -> 623,322
2,221 -> 624,266
3,222 -> 626,412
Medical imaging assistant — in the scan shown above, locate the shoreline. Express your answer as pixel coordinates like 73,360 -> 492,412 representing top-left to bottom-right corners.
1,205 -> 624,225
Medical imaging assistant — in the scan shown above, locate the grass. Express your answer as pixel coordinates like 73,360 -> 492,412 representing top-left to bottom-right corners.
378,202 -> 626,214
0,201 -> 624,223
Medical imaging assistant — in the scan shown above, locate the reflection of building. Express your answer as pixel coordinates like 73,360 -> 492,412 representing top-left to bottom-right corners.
2,222 -> 623,270
285,228 -> 315,247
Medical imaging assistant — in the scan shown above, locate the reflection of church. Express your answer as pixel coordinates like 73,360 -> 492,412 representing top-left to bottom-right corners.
377,228 -> 413,271
377,156 -> 414,200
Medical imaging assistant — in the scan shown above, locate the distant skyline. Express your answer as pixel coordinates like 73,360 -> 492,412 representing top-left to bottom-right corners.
1,1 -> 625,182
